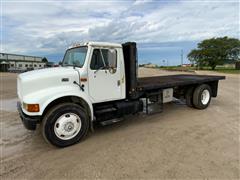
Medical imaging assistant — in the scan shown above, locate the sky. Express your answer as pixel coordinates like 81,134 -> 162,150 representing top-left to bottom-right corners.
0,0 -> 239,65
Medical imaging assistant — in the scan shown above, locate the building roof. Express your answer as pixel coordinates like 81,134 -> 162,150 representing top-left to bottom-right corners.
0,52 -> 43,59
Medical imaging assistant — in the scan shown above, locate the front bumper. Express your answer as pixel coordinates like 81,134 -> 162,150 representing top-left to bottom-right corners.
17,102 -> 41,130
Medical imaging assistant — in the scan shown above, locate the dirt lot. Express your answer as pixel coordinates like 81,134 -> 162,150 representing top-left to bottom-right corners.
0,68 -> 239,179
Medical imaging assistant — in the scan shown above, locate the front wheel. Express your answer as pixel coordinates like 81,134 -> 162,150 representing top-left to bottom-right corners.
42,103 -> 89,147
193,84 -> 212,109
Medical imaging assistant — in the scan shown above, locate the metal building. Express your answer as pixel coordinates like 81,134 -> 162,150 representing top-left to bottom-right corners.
0,53 -> 46,72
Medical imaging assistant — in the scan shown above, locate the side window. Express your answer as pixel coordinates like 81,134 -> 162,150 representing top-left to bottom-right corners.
90,49 -> 105,70
90,48 -> 117,70
108,49 -> 117,68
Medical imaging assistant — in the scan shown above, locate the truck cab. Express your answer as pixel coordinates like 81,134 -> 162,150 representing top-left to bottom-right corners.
82,42 -> 126,102
17,41 -> 225,147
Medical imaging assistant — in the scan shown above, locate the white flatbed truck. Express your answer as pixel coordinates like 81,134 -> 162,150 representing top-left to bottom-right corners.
17,42 -> 225,147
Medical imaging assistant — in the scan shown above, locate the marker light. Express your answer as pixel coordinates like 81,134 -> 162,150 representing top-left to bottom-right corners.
23,103 -> 40,112
80,78 -> 87,82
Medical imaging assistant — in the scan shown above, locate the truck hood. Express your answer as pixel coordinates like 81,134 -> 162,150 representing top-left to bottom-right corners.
17,67 -> 80,100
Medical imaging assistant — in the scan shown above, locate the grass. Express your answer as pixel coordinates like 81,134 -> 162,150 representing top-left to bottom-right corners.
211,69 -> 240,74
156,66 -> 240,74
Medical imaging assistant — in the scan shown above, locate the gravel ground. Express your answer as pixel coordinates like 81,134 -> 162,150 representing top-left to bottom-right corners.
0,68 -> 239,179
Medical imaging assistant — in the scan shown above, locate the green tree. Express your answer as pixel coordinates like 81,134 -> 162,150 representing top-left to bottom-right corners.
188,37 -> 240,70
42,57 -> 48,63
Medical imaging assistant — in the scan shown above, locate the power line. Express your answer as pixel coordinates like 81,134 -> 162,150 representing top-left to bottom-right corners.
181,49 -> 183,66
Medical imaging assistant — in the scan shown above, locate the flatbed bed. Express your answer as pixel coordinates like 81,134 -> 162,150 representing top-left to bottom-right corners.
138,74 -> 225,91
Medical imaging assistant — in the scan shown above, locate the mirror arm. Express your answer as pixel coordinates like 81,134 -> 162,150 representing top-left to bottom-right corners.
94,66 -> 103,74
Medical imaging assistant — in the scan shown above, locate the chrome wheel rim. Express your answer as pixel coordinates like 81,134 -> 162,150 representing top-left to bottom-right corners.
54,113 -> 81,140
201,89 -> 210,105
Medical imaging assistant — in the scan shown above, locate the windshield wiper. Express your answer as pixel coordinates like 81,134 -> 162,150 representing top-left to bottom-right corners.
62,64 -> 74,67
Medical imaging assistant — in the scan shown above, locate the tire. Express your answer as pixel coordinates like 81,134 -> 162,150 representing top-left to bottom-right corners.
42,103 -> 89,147
185,87 -> 194,107
193,84 -> 212,109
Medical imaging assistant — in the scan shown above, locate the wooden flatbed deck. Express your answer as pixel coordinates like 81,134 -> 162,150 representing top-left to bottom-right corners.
138,74 -> 225,91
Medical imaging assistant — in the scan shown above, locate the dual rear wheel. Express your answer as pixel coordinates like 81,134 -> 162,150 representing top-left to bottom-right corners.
185,84 -> 212,109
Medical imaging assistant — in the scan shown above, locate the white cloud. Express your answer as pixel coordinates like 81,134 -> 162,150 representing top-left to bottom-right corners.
133,0 -> 154,6
1,0 -> 239,56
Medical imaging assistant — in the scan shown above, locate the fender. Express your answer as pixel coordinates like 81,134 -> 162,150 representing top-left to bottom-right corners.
21,85 -> 94,121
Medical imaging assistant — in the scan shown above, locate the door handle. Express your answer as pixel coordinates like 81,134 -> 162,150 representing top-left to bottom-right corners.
117,80 -> 121,86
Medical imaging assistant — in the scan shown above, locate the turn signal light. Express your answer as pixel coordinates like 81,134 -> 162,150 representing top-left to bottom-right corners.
26,104 -> 40,112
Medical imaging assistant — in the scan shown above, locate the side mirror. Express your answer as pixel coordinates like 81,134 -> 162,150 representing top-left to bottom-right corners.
59,61 -> 62,66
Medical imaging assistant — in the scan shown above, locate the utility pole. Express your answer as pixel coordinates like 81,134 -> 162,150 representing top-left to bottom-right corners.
181,49 -> 183,66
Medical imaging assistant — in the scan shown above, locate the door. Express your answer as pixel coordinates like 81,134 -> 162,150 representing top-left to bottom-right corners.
88,48 -> 122,102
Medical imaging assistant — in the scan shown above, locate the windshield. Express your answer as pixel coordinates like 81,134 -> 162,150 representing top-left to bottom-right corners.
62,47 -> 88,67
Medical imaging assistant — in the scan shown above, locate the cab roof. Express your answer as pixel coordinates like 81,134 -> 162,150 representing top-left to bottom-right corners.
68,41 -> 122,49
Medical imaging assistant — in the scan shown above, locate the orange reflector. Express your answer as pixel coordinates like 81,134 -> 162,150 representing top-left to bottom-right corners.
27,104 -> 40,112
80,78 -> 87,82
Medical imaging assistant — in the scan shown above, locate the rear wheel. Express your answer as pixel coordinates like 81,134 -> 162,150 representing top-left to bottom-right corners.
42,103 -> 89,147
193,84 -> 212,109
